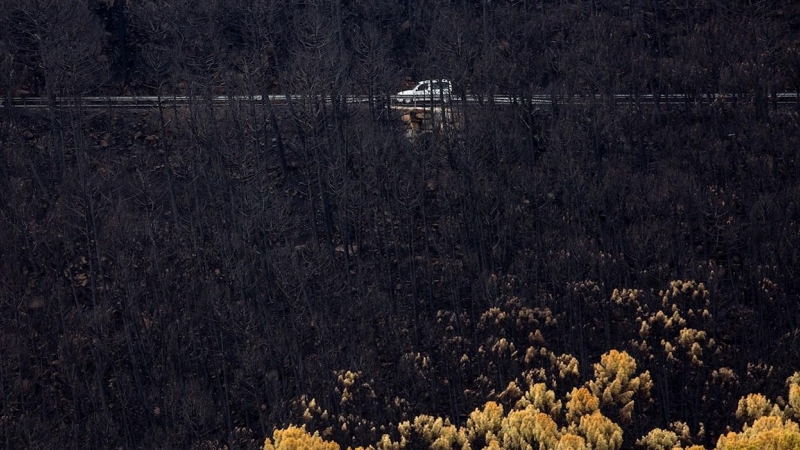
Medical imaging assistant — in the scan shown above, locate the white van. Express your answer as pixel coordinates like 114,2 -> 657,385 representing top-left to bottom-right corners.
395,80 -> 454,103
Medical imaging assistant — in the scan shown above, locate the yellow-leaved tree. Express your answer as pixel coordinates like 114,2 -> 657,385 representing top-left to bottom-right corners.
263,425 -> 340,450
714,372 -> 800,450
715,415 -> 800,449
260,316 -> 800,450
588,349 -> 653,423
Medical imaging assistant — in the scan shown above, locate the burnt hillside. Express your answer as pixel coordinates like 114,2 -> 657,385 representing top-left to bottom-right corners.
1,1 -> 800,449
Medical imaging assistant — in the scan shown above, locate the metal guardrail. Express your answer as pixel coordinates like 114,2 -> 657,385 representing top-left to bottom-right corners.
3,92 -> 798,109
5,94 -> 306,108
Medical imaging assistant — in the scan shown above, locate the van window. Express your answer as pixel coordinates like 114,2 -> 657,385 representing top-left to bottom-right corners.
417,84 -> 428,91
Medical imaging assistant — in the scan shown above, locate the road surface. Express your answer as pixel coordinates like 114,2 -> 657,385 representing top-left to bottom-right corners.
2,92 -> 798,109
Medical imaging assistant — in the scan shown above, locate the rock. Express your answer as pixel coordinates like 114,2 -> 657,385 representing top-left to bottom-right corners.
425,179 -> 438,191
22,130 -> 34,139
335,244 -> 358,256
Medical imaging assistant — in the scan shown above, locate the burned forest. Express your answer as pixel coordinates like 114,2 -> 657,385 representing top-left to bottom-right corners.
2,1 -> 800,449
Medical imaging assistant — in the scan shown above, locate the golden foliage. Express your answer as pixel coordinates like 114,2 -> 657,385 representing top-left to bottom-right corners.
465,401 -> 504,444
676,329 -> 707,366
711,367 -> 738,386
484,438 -> 502,449
636,428 -> 680,450
407,415 -> 469,450
556,433 -> 587,450
301,397 -> 327,423
263,425 -> 340,450
735,393 -> 778,424
585,350 -> 652,423
577,411 -> 623,450
566,388 -> 600,423
265,357 -> 800,450
501,407 -> 559,450
716,415 -> 800,450
660,280 -> 710,307
261,289 -> 793,450
498,381 -> 524,404
788,383 -> 800,421
335,370 -> 366,406
479,307 -> 509,331
635,421 -> 704,450
787,373 -> 800,421
648,281 -> 712,341
717,384 -> 800,449
516,383 -> 562,417
375,433 -> 405,450
611,288 -> 643,306
551,353 -> 580,379
491,337 -> 516,357
677,329 -> 707,349
669,421 -> 695,444
588,350 -> 653,410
